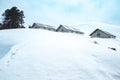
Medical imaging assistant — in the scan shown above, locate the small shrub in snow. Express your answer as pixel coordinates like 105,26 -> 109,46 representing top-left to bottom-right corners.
93,41 -> 99,44
108,47 -> 117,51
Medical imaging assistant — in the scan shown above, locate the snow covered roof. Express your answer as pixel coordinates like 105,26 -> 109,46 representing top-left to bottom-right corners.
57,24 -> 84,33
61,25 -> 80,31
31,23 -> 56,29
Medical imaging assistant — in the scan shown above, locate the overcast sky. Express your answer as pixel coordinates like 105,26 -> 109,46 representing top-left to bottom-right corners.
0,0 -> 120,26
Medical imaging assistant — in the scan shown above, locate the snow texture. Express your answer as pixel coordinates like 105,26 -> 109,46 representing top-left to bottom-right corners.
0,23 -> 120,80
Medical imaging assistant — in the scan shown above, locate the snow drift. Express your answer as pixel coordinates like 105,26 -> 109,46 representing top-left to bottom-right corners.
0,23 -> 120,80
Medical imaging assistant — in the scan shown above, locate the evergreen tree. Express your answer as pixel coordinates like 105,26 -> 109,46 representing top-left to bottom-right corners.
0,7 -> 25,29
0,23 -> 2,28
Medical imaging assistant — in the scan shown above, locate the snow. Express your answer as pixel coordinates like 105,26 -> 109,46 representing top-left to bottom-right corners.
0,23 -> 120,80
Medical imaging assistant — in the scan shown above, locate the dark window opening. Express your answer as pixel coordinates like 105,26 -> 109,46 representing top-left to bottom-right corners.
97,33 -> 100,37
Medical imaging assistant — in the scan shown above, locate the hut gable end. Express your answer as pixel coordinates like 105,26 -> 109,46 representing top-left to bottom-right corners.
56,25 -> 70,32
89,29 -> 116,38
56,25 -> 84,34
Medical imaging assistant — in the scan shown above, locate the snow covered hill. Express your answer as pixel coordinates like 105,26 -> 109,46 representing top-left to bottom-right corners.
0,25 -> 120,80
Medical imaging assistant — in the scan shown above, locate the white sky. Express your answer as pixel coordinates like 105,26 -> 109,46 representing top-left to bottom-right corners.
0,0 -> 120,26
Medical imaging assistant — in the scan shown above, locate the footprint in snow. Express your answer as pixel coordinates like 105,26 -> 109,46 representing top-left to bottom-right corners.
10,48 -> 19,59
6,60 -> 10,67
10,52 -> 16,59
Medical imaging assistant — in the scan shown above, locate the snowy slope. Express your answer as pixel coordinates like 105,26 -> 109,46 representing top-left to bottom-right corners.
0,28 -> 120,80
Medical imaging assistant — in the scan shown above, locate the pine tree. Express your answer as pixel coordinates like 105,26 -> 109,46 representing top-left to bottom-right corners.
0,7 -> 25,29
0,23 -> 2,28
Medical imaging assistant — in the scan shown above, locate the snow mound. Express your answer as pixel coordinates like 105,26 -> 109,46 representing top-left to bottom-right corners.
0,28 -> 120,80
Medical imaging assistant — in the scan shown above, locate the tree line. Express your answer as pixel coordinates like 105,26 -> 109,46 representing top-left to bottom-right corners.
0,6 -> 25,30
